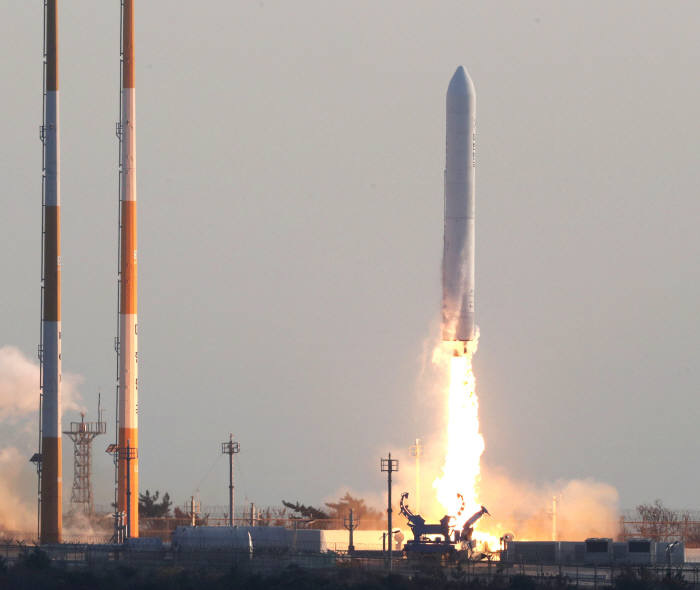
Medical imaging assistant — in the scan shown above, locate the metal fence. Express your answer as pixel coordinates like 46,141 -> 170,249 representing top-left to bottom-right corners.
4,543 -> 700,588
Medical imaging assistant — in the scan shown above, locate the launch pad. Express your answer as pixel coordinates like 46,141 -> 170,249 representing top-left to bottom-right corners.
399,492 -> 490,560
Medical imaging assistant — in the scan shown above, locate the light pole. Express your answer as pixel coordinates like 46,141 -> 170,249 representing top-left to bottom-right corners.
381,452 -> 399,569
344,508 -> 360,554
221,434 -> 240,527
409,438 -> 423,513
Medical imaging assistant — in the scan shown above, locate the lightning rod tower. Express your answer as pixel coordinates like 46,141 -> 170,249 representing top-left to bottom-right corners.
63,396 -> 107,514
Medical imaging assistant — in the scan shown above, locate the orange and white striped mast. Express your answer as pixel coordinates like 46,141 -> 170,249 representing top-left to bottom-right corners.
39,0 -> 62,545
116,0 -> 139,538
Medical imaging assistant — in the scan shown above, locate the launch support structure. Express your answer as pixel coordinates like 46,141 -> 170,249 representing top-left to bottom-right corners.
63,400 -> 106,515
115,0 -> 139,539
38,0 -> 62,545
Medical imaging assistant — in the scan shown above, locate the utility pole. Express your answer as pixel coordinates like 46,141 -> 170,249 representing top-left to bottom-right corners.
409,438 -> 423,513
221,434 -> 240,527
344,508 -> 360,554
381,452 -> 399,569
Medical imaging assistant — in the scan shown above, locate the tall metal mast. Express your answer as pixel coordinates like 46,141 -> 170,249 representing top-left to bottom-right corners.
116,0 -> 139,538
38,0 -> 63,545
221,434 -> 240,527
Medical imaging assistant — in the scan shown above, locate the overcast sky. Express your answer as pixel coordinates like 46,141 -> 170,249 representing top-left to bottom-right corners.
0,1 -> 698,516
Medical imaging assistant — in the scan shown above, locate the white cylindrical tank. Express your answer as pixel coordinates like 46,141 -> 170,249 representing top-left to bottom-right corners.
171,526 -> 252,551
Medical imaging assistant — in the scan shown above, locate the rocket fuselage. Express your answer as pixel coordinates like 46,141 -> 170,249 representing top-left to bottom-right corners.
40,0 -> 62,545
117,0 -> 139,538
442,66 -> 476,348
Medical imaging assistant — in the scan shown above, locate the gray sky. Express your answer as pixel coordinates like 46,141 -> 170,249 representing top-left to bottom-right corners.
0,1 -> 699,515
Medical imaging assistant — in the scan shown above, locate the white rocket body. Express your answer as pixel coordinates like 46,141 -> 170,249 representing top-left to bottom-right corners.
442,66 -> 476,351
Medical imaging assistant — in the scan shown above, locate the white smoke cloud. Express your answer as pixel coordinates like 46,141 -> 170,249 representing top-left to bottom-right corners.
476,466 -> 620,541
0,446 -> 37,535
0,346 -> 40,421
0,345 -> 85,538
0,345 -> 84,422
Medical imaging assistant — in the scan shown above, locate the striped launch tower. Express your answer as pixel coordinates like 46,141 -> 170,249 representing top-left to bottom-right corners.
116,0 -> 139,538
39,0 -> 63,544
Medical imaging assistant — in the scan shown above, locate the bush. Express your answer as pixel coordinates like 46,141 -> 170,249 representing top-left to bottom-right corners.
19,546 -> 51,570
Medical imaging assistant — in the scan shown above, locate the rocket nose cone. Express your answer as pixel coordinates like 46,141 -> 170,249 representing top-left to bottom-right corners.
447,65 -> 474,96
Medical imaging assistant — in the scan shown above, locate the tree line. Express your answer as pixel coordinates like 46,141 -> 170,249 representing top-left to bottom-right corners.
623,500 -> 700,546
137,490 -> 385,530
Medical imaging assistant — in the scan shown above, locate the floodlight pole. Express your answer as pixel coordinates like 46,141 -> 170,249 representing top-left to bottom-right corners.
344,508 -> 360,554
221,434 -> 240,527
409,438 -> 423,513
381,452 -> 399,569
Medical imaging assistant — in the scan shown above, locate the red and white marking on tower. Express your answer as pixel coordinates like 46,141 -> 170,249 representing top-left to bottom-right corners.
117,0 -> 139,538
40,0 -> 63,545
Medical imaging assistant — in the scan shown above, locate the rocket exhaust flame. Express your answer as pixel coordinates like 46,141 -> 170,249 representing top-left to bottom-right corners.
432,342 -> 501,551
433,345 -> 484,530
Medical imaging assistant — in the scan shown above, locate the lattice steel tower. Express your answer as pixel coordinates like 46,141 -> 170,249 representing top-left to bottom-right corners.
63,398 -> 106,514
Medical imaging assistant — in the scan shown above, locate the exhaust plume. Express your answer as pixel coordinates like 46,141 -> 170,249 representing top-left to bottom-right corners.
0,345 -> 84,538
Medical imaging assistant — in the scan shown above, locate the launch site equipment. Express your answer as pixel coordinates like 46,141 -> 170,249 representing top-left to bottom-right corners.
221,434 -> 240,526
399,491 -> 489,559
381,453 -> 399,569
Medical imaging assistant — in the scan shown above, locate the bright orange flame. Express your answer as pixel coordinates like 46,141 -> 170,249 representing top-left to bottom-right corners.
432,342 -> 501,551
433,349 -> 484,526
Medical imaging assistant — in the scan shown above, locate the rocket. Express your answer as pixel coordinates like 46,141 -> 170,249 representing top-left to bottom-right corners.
40,0 -> 63,544
117,0 -> 139,538
442,66 -> 476,355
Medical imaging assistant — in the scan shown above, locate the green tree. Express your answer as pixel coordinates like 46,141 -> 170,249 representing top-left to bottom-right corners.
325,492 -> 384,529
282,500 -> 329,520
138,490 -> 172,517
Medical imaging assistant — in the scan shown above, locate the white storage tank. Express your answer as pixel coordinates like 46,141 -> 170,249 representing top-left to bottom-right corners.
171,526 -> 252,551
293,529 -> 323,552
247,526 -> 292,552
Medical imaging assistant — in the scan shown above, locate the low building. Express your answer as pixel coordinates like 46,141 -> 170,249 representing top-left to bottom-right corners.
503,539 -> 684,566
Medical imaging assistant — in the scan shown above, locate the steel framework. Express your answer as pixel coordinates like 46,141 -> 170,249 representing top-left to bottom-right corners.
63,410 -> 106,514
